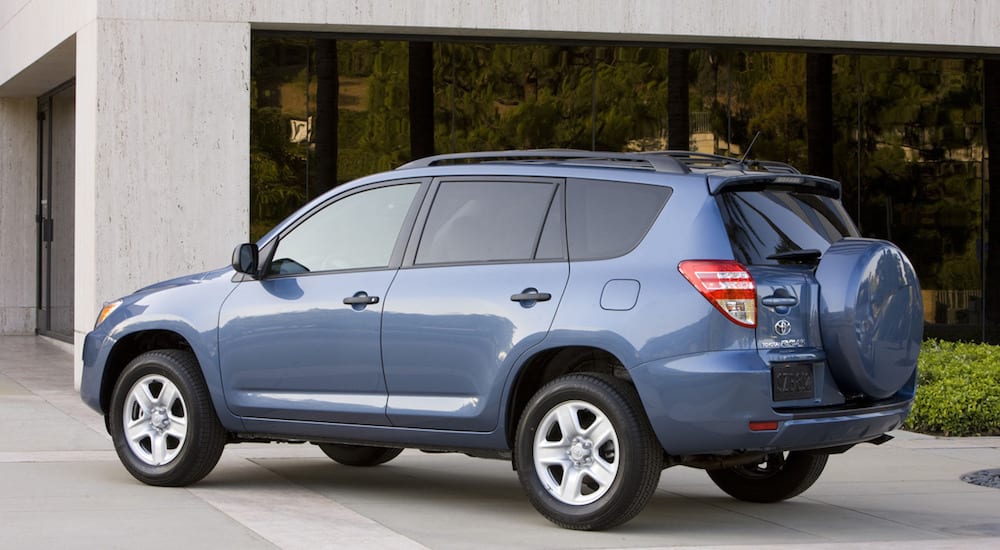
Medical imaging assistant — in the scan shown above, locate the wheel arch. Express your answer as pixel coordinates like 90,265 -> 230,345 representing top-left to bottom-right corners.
100,329 -> 195,413
505,345 -> 634,448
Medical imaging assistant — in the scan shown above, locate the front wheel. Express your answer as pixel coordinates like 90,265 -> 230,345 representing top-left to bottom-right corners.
707,452 -> 828,503
108,350 -> 227,486
515,373 -> 662,531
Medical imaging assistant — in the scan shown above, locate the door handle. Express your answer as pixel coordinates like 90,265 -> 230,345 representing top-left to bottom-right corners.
511,290 -> 551,302
761,295 -> 798,307
343,294 -> 379,305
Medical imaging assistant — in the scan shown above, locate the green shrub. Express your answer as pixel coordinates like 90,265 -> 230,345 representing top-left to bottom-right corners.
903,339 -> 1000,437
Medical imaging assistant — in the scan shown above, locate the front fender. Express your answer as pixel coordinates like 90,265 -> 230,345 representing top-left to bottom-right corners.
80,271 -> 245,432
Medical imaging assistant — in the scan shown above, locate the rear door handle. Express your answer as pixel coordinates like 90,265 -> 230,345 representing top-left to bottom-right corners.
761,295 -> 798,307
511,290 -> 551,302
343,294 -> 379,305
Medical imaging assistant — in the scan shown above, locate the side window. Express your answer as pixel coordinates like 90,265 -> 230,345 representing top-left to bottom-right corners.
566,179 -> 672,260
269,183 -> 419,275
416,181 -> 556,265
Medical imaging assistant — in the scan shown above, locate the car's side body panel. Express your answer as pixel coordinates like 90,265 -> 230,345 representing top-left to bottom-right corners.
80,155 -> 920,462
217,269 -> 396,425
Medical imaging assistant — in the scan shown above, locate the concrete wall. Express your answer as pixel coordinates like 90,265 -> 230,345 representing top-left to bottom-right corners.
0,0 -> 93,93
73,17 -> 250,385
93,0 -> 1000,54
0,98 -> 38,334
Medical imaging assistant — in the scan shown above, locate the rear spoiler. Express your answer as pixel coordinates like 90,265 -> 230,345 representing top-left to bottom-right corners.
708,174 -> 842,199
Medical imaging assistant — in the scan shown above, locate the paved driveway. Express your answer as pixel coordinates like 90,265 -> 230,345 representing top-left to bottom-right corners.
1,336 -> 998,549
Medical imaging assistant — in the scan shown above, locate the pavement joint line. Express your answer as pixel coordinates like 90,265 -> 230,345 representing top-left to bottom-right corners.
0,450 -> 120,463
186,455 -> 430,550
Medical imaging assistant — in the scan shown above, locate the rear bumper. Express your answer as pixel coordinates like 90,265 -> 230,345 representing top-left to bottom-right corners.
629,350 -> 913,456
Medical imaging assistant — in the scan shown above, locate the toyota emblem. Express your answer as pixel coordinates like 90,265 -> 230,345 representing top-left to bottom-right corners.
774,319 -> 792,336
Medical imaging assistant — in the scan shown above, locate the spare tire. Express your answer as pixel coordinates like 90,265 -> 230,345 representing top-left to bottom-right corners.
815,238 -> 922,399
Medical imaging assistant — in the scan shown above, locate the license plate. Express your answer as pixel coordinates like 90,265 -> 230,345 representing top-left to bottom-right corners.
772,364 -> 814,401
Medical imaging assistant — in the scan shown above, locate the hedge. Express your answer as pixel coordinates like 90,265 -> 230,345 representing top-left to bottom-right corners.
903,339 -> 1000,437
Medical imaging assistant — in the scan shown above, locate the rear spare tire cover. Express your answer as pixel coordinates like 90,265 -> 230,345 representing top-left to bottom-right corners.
816,238 -> 922,399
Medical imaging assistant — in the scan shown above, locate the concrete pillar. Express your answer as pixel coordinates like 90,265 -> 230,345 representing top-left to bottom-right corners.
0,98 -> 38,335
73,18 -> 251,386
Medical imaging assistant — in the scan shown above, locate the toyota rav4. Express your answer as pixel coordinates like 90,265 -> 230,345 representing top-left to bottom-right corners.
81,150 -> 922,530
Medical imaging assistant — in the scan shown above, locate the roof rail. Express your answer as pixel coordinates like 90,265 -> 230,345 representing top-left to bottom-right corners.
646,151 -> 801,174
396,149 -> 689,174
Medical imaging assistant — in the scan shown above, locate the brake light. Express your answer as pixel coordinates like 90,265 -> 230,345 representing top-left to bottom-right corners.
678,260 -> 756,328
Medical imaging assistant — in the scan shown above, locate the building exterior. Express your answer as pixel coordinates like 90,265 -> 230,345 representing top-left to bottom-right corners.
1,1 -> 998,387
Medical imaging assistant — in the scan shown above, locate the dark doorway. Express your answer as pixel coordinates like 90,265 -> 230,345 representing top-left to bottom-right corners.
36,80 -> 75,342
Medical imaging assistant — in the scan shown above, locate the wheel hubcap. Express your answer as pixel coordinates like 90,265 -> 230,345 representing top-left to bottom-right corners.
533,400 -> 620,505
122,374 -> 188,466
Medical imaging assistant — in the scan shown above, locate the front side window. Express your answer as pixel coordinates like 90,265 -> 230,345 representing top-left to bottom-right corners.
416,181 -> 557,265
269,183 -> 419,275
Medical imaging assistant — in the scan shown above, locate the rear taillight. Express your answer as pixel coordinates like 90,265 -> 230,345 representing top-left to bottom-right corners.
678,260 -> 756,328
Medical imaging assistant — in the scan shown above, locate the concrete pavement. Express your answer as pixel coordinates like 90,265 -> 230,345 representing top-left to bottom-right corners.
1,335 -> 999,549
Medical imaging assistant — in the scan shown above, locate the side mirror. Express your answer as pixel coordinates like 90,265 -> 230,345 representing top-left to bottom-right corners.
232,243 -> 259,276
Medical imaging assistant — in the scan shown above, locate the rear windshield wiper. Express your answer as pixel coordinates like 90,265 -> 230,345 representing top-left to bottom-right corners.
766,249 -> 822,263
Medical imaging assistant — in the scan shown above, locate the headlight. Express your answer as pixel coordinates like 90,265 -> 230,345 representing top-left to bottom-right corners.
95,300 -> 123,328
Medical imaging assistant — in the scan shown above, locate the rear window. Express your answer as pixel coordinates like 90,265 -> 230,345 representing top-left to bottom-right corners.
567,179 -> 672,260
717,190 -> 859,265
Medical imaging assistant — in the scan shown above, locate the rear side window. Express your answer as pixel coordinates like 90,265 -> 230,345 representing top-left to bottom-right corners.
717,190 -> 860,265
566,179 -> 671,260
416,180 -> 557,264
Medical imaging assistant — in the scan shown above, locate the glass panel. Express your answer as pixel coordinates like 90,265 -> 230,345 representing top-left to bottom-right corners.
718,190 -> 859,266
251,35 -> 990,340
269,184 -> 418,274
416,181 -> 554,264
566,180 -> 671,260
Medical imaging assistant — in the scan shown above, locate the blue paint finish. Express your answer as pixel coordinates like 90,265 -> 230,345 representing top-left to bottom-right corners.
381,261 -> 568,431
600,279 -> 640,311
79,267 -> 247,431
816,239 -> 923,399
218,270 -> 396,425
629,350 -> 911,454
81,155 -> 921,467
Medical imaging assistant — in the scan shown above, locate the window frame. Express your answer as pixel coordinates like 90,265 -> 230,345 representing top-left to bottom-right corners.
401,176 -> 567,269
259,178 -> 429,279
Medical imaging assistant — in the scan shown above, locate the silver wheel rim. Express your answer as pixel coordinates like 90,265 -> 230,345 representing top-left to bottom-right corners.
123,374 -> 188,466
533,400 -> 620,505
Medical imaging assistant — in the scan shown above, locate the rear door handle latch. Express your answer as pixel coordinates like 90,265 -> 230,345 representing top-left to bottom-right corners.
511,289 -> 551,303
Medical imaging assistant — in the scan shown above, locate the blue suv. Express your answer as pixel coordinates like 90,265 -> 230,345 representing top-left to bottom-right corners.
80,150 -> 922,530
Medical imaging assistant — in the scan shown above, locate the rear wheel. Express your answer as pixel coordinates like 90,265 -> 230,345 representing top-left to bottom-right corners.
316,444 -> 403,466
707,452 -> 828,503
108,350 -> 227,486
515,373 -> 661,530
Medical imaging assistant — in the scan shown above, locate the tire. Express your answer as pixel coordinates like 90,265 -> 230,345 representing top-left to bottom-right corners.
816,238 -> 922,398
316,444 -> 404,466
108,350 -> 227,486
515,373 -> 662,531
707,452 -> 828,503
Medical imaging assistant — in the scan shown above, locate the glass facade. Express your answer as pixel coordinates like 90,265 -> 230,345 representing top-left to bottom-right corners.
250,35 -> 992,343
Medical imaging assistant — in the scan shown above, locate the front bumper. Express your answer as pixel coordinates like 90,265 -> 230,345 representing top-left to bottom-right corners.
79,328 -> 114,414
629,350 -> 913,456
